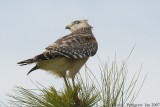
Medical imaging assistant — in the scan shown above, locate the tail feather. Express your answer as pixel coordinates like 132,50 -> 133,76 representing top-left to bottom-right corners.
17,58 -> 35,66
27,66 -> 38,75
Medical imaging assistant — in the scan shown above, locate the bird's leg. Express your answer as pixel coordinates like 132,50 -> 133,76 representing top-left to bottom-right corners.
72,77 -> 75,88
72,77 -> 81,104
63,76 -> 69,87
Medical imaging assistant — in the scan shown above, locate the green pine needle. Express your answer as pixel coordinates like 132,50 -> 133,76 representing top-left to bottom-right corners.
7,56 -> 146,107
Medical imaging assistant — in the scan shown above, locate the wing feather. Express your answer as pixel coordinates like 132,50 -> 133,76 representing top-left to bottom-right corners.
33,33 -> 98,61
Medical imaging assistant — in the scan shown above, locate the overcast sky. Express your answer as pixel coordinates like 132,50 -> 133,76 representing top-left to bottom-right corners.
0,0 -> 160,104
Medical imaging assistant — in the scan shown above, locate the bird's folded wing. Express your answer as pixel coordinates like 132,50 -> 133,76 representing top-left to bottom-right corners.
34,34 -> 98,61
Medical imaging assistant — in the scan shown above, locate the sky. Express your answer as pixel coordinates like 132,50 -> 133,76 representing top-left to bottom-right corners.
0,0 -> 160,105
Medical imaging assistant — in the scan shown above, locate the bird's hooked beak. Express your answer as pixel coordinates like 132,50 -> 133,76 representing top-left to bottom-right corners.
65,24 -> 72,29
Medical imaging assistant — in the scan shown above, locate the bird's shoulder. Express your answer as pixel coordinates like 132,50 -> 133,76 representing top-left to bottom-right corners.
33,31 -> 97,60
45,32 -> 94,50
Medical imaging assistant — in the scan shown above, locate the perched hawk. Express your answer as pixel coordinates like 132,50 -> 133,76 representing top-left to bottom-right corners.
18,20 -> 98,87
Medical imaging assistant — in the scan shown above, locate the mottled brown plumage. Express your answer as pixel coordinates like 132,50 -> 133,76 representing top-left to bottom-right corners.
17,20 -> 98,87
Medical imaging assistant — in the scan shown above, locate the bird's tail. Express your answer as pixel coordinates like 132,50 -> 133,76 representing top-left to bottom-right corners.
17,58 -> 35,66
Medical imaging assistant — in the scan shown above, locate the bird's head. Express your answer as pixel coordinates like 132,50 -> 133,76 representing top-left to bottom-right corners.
65,20 -> 92,32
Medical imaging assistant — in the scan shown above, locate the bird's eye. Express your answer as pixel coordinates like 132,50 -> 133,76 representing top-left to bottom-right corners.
74,21 -> 80,24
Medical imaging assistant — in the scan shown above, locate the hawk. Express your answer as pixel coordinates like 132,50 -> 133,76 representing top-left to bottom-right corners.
17,20 -> 98,87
